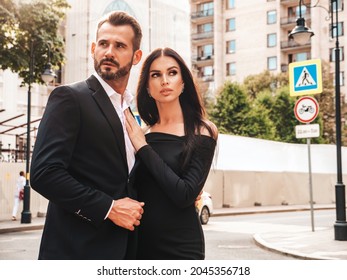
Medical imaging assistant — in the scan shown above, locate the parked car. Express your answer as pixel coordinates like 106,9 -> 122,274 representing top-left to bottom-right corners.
196,191 -> 213,224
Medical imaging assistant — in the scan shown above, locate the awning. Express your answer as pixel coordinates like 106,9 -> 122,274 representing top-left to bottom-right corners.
0,109 -> 41,137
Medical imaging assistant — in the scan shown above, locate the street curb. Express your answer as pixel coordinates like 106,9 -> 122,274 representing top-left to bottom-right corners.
252,233 -> 327,260
0,224 -> 44,234
211,205 -> 335,217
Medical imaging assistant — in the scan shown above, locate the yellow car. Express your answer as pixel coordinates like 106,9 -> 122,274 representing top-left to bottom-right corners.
196,191 -> 213,224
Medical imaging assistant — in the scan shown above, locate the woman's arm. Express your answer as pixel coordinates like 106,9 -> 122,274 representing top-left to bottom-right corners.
125,110 -> 217,208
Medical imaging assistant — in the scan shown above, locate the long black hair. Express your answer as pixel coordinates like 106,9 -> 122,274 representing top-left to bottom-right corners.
136,47 -> 215,168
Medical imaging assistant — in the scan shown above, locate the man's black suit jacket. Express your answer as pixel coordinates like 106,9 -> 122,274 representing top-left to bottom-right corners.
30,75 -> 137,259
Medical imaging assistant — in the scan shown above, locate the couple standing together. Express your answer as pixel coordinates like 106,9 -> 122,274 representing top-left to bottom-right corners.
30,11 -> 218,260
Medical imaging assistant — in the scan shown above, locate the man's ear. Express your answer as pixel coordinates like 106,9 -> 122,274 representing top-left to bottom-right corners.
91,42 -> 96,56
132,49 -> 142,65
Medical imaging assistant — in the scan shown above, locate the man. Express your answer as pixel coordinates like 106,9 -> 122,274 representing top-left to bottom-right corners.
30,11 -> 144,260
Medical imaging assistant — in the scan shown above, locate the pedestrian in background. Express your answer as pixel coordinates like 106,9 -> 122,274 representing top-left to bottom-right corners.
12,171 -> 25,221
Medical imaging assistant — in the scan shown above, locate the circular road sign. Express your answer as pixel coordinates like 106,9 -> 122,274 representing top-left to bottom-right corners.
294,96 -> 319,124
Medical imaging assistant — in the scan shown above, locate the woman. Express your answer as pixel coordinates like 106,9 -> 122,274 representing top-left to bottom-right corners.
125,47 -> 218,259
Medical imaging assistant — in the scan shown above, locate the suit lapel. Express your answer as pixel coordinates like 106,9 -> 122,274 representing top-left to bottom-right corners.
86,76 -> 128,168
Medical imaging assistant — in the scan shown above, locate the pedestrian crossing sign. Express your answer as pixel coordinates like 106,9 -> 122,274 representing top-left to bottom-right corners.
289,59 -> 322,96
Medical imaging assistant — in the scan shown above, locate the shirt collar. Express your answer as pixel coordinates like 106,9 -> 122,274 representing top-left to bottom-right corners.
93,72 -> 133,108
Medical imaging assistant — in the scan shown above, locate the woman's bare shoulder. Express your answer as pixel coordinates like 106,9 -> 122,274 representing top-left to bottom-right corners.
200,120 -> 218,140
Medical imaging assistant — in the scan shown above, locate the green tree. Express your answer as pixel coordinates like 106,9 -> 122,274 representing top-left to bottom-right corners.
209,71 -> 328,144
243,70 -> 289,100
210,81 -> 275,139
210,82 -> 250,135
0,0 -> 70,85
242,101 -> 276,139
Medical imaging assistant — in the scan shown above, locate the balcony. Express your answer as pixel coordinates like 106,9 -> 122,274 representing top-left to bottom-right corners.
191,31 -> 214,41
280,0 -> 309,6
192,55 -> 214,68
281,14 -> 311,27
281,40 -> 311,50
191,8 -> 214,22
200,75 -> 214,82
281,64 -> 288,73
192,54 -> 214,62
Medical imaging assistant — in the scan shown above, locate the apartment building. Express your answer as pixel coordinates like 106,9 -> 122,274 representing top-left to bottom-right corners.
190,0 -> 346,99
0,0 -> 190,160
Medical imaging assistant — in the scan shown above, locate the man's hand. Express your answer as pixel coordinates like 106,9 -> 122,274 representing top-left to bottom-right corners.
108,197 -> 145,231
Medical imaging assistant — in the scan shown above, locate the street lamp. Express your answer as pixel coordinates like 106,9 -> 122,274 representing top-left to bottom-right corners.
21,41 -> 56,224
288,0 -> 314,45
289,0 -> 347,240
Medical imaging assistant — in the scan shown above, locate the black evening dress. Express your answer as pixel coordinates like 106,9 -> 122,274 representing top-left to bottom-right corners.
135,132 -> 216,260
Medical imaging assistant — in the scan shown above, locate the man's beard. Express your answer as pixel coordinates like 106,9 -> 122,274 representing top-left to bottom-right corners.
94,57 -> 133,81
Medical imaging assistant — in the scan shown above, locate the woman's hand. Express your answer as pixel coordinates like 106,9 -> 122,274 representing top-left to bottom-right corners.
124,109 -> 148,152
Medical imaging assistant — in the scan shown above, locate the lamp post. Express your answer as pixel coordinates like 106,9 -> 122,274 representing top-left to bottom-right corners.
289,0 -> 347,240
21,41 -> 56,224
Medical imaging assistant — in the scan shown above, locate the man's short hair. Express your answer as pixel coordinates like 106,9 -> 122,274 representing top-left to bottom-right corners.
96,11 -> 142,51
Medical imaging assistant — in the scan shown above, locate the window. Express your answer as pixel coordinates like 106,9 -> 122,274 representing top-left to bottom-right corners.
198,44 -> 213,58
203,66 -> 213,76
227,0 -> 235,9
334,72 -> 345,86
288,5 -> 308,18
198,23 -> 213,33
267,33 -> 277,47
226,18 -> 236,31
227,62 -> 236,76
331,22 -> 344,37
267,56 -> 277,70
198,1 -> 213,16
226,40 -> 236,53
267,10 -> 277,24
296,5 -> 307,17
295,52 -> 309,61
333,0 -> 343,12
341,72 -> 345,86
330,47 -> 344,62
198,66 -> 214,81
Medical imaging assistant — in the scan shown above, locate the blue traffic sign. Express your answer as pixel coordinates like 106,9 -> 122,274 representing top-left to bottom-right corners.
289,59 -> 322,96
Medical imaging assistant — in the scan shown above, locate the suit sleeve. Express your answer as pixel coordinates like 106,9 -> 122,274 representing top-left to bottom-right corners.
136,137 -> 216,208
30,86 -> 113,226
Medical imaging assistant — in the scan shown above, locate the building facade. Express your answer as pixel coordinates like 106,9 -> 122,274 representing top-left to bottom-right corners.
63,0 -> 190,93
190,0 -> 346,98
0,0 -> 190,161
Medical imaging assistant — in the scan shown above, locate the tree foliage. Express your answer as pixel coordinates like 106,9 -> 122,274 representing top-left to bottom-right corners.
208,69 -> 337,144
0,0 -> 70,85
210,82 -> 250,135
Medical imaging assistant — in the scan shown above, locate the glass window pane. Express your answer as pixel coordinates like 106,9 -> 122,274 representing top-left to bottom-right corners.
227,18 -> 235,31
202,44 -> 213,56
227,63 -> 236,75
267,10 -> 277,24
227,40 -> 236,53
268,57 -> 277,70
204,66 -> 213,76
227,0 -> 235,9
333,0 -> 343,11
295,52 -> 308,61
267,33 -> 276,47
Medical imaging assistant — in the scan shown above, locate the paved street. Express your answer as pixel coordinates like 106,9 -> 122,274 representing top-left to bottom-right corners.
0,208 -> 339,260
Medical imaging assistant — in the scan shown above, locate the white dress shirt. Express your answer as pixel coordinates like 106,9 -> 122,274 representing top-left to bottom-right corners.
93,73 -> 136,174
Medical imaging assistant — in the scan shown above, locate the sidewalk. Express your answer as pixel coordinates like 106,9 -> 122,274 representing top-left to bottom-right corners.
1,204 -> 347,260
